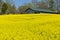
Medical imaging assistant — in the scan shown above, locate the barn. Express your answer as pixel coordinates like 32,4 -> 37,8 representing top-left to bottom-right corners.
23,8 -> 40,13
23,7 -> 56,14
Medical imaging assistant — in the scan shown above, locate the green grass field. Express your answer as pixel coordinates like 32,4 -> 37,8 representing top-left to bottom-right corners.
0,14 -> 60,40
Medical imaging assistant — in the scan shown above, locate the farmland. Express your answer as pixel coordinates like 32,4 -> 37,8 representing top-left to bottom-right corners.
0,14 -> 60,40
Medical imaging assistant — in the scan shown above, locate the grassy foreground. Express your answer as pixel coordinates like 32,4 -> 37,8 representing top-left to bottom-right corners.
0,14 -> 60,40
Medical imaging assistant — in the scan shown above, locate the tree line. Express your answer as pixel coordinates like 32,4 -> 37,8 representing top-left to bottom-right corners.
0,0 -> 60,14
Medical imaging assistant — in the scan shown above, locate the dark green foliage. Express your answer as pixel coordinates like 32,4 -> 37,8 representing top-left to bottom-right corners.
49,0 -> 54,11
1,3 -> 8,14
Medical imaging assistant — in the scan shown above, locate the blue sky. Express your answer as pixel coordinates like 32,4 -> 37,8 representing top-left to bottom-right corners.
14,0 -> 31,8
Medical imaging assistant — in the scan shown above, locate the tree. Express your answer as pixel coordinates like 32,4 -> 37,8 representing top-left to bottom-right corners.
4,0 -> 17,14
6,2 -> 17,14
18,3 -> 32,13
5,0 -> 13,5
1,3 -> 8,14
10,5 -> 17,14
18,6 -> 28,13
49,0 -> 55,11
37,2 -> 49,9
0,0 -> 4,13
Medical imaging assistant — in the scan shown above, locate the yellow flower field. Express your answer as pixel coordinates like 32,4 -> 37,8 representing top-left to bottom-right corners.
0,14 -> 60,40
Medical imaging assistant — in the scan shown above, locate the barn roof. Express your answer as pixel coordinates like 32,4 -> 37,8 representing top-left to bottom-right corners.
23,7 -> 58,13
31,7 -> 55,12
